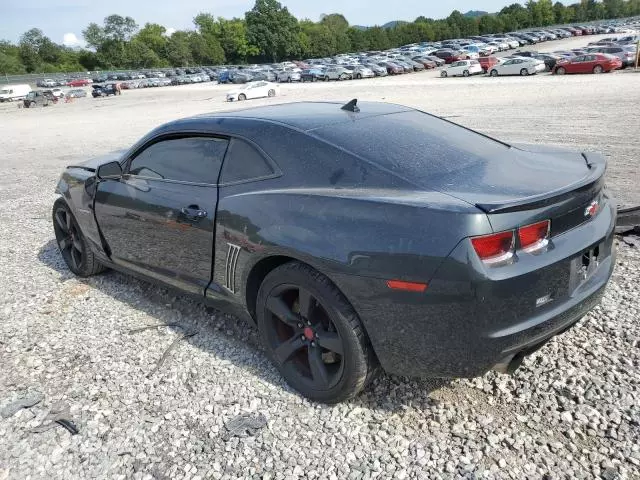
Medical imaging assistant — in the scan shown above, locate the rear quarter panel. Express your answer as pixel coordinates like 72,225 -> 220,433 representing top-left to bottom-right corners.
212,185 -> 491,319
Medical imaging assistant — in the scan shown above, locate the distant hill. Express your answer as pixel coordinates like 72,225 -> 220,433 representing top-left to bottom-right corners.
382,20 -> 408,29
463,10 -> 489,18
353,20 -> 408,30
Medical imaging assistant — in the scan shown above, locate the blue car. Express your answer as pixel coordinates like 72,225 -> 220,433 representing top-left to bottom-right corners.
217,70 -> 231,84
301,68 -> 325,82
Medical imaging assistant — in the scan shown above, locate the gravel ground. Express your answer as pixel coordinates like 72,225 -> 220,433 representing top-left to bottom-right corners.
1,34 -> 639,479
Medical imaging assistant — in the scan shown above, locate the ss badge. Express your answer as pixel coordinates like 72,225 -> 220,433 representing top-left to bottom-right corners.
536,294 -> 553,308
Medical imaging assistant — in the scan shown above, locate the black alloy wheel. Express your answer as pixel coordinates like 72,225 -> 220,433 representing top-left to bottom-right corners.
53,204 -> 83,272
257,262 -> 377,403
52,199 -> 105,277
264,284 -> 344,389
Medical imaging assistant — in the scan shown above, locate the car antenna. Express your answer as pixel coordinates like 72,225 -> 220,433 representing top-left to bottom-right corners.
341,99 -> 360,113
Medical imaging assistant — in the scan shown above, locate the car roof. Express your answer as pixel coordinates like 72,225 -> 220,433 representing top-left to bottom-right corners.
193,101 -> 413,132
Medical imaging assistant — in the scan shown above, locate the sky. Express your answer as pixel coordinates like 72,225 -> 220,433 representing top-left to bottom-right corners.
1,0 -> 570,45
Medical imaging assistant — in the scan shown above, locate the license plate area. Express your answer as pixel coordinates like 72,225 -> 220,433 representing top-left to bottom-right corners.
569,245 -> 601,294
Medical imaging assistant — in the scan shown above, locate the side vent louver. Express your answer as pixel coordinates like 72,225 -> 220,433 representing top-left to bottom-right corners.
224,243 -> 241,293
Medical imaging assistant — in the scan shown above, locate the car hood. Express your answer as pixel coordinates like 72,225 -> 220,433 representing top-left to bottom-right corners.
67,150 -> 127,172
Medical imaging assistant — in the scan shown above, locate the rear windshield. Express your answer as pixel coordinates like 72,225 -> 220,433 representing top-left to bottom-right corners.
313,111 -> 509,183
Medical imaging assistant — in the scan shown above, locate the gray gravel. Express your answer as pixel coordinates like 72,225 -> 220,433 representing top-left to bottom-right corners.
1,35 -> 639,479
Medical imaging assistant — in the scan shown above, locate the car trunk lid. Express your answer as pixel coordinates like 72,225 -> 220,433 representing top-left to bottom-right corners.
311,111 -> 606,236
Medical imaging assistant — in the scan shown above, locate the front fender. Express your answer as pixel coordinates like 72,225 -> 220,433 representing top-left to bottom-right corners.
54,168 -> 106,258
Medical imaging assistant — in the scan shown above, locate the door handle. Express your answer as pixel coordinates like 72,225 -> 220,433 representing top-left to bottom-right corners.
181,205 -> 207,220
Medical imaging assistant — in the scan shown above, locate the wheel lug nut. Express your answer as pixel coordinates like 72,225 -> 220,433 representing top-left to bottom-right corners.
300,335 -> 306,341
311,341 -> 316,347
297,323 -> 303,328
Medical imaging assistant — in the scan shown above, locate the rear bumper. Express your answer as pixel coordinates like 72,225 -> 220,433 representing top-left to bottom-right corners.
333,200 -> 616,378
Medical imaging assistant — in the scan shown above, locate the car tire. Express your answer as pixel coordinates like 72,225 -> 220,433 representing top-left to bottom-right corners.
29,101 -> 36,108
287,77 -> 292,83
593,65 -> 604,74
490,69 -> 499,77
257,261 -> 378,403
356,74 -> 362,79
52,198 -> 106,277
556,67 -> 566,75
441,71 -> 448,78
268,89 -> 276,97
463,70 -> 469,77
238,94 -> 246,101
520,68 -> 529,76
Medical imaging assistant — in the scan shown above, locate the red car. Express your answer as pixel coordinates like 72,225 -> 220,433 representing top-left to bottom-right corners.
554,53 -> 622,75
67,78 -> 91,87
478,56 -> 500,73
433,50 -> 465,64
412,58 -> 437,69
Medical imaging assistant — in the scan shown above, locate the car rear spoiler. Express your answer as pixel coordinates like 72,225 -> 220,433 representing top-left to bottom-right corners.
475,153 -> 607,214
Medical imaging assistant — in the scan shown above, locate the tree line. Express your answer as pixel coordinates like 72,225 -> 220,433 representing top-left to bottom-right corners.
1,0 -> 639,75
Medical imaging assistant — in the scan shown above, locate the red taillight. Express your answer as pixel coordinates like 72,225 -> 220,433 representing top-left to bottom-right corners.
386,280 -> 428,292
471,231 -> 515,265
518,220 -> 550,253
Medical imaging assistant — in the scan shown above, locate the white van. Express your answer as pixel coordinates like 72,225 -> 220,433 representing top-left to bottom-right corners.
0,84 -> 32,102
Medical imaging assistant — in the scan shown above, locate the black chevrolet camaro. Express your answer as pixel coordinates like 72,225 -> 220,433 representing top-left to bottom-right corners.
53,101 -> 616,403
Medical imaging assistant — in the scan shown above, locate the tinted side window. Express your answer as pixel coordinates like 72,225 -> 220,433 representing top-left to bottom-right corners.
221,139 -> 274,184
129,137 -> 228,184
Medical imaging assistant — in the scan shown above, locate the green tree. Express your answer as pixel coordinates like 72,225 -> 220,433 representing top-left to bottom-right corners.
347,27 -> 370,52
188,31 -> 225,65
500,3 -> 532,27
321,14 -> 351,53
0,41 -> 26,74
498,13 -> 520,31
245,0 -> 301,61
603,0 -> 625,17
77,50 -> 101,70
215,18 -> 259,63
82,23 -> 106,50
103,15 -> 138,41
363,27 -> 391,50
625,0 -> 640,15
126,39 -> 162,68
300,21 -> 337,57
166,31 -> 193,66
134,23 -> 168,56
478,15 -> 505,34
18,28 -> 51,73
538,0 -> 556,25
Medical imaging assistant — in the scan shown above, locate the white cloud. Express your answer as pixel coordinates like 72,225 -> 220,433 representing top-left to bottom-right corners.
62,32 -> 80,46
165,27 -> 177,36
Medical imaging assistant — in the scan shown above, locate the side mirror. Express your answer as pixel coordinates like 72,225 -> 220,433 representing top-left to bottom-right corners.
96,161 -> 123,179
